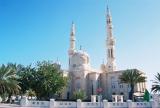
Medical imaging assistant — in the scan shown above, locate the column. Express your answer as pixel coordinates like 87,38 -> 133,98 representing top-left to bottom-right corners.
127,100 -> 132,108
20,96 -> 28,106
77,99 -> 82,108
91,95 -> 96,102
50,99 -> 55,108
103,100 -> 108,108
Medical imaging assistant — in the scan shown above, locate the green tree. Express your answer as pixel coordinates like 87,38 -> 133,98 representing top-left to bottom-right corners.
34,61 -> 68,100
22,61 -> 68,100
73,89 -> 87,100
151,73 -> 160,93
119,69 -> 146,100
0,63 -> 21,102
14,60 -> 68,100
17,65 -> 36,94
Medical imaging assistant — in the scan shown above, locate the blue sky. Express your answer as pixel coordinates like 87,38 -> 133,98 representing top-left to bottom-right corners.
0,0 -> 160,90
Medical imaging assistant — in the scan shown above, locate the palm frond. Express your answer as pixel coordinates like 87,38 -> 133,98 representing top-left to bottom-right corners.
151,73 -> 160,93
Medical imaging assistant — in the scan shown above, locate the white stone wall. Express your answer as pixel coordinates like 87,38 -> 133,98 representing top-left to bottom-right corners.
20,99 -> 160,108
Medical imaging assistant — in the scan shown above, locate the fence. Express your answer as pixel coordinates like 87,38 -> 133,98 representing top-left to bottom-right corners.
20,97 -> 160,108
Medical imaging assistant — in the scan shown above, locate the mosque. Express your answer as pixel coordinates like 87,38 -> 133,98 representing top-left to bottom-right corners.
62,7 -> 146,101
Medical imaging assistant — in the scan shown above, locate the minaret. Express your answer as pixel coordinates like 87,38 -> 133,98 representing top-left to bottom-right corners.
68,22 -> 76,56
106,6 -> 116,72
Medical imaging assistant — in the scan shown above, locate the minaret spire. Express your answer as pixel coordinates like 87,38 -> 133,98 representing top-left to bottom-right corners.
106,6 -> 116,72
68,22 -> 76,56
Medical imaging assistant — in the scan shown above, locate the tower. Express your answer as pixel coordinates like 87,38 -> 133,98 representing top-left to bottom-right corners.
106,7 -> 116,72
68,22 -> 76,56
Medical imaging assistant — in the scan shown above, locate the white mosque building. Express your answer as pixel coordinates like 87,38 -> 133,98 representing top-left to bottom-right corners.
62,7 -> 146,101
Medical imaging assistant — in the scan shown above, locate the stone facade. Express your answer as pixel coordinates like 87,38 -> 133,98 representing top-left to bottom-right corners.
64,7 -> 146,101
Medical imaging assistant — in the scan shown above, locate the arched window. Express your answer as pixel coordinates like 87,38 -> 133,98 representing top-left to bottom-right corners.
119,84 -> 123,88
112,92 -> 116,95
111,49 -> 113,58
108,49 -> 110,57
120,92 -> 124,95
76,81 -> 81,89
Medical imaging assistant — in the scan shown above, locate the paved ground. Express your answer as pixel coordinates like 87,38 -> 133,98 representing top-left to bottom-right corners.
0,104 -> 20,108
0,104 -> 48,108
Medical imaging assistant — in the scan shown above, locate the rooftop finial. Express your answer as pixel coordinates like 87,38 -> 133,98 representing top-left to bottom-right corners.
56,57 -> 59,62
106,0 -> 109,10
55,57 -> 61,65
102,58 -> 105,64
71,21 -> 75,36
106,0 -> 111,16
80,45 -> 82,50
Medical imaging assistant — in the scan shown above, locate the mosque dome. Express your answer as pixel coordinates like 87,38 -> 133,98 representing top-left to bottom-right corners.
73,50 -> 89,65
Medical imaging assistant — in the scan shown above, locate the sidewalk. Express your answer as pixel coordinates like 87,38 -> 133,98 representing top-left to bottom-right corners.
0,104 -> 20,108
0,104 -> 48,108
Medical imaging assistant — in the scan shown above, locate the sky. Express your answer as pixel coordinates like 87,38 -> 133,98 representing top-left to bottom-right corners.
0,0 -> 160,91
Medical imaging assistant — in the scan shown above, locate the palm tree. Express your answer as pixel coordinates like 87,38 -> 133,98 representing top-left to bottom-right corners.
151,73 -> 160,93
119,69 -> 146,100
72,89 -> 87,100
0,64 -> 21,101
25,89 -> 36,100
